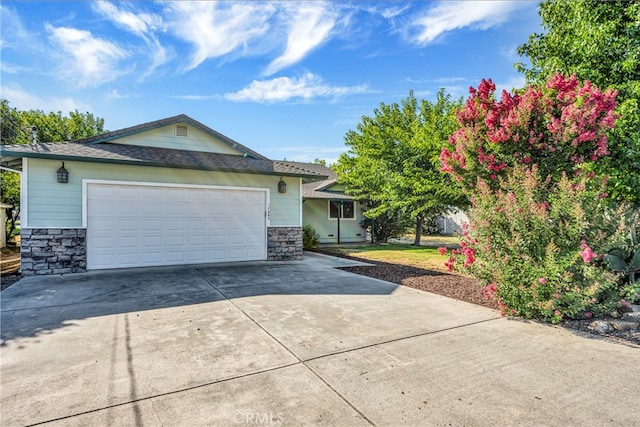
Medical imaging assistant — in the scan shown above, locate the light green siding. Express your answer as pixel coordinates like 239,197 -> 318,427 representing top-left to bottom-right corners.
302,199 -> 366,243
110,124 -> 242,155
26,158 -> 300,228
325,183 -> 347,192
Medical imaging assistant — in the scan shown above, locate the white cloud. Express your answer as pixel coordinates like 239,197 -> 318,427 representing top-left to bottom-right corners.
2,84 -> 90,112
171,94 -> 222,101
407,1 -> 527,45
93,2 -> 168,79
93,2 -> 163,36
45,24 -> 129,87
224,73 -> 368,103
379,4 -> 410,20
166,2 -> 275,71
0,5 -> 29,50
495,75 -> 527,95
264,3 -> 338,76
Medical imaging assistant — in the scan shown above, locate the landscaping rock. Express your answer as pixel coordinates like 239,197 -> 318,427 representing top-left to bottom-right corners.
622,312 -> 640,324
610,320 -> 638,332
589,320 -> 613,334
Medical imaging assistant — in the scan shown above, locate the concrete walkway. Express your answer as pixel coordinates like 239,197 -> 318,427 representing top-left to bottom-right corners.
1,252 -> 638,426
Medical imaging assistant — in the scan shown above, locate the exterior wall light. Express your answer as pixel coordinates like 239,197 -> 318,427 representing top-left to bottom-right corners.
278,177 -> 287,193
57,162 -> 69,183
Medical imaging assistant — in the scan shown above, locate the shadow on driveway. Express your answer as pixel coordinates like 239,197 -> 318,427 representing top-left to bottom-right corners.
0,254 -> 395,347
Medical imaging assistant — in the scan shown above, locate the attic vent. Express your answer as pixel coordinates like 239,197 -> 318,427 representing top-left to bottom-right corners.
175,124 -> 188,138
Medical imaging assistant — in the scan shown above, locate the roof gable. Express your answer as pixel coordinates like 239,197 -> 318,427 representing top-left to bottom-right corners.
76,114 -> 267,160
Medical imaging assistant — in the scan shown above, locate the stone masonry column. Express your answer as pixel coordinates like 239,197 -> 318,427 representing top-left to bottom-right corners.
267,227 -> 303,261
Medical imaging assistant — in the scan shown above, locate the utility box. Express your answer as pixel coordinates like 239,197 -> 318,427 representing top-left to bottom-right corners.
0,203 -> 13,248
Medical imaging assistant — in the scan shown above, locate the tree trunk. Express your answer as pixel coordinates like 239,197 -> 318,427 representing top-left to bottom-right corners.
413,214 -> 423,246
5,208 -> 18,245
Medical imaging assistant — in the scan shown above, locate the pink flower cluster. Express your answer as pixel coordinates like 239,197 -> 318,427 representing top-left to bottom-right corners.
483,283 -> 497,299
438,224 -> 478,271
578,240 -> 597,263
440,74 -> 618,188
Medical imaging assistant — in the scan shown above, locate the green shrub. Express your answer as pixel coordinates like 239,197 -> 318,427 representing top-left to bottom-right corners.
442,165 -> 636,323
303,225 -> 319,249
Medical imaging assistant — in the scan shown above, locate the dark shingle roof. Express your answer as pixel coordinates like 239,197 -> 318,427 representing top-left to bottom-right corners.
0,142 -> 327,178
284,161 -> 354,200
75,114 -> 268,160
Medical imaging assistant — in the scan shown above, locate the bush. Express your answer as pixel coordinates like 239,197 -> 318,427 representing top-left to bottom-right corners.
439,74 -> 636,323
361,211 -> 412,243
441,165 -> 636,323
302,225 -> 319,249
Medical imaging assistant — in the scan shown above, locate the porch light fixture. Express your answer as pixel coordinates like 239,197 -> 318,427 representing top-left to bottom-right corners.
278,177 -> 287,193
57,162 -> 69,183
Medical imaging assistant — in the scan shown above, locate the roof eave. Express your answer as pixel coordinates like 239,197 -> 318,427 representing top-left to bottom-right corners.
0,149 -> 325,179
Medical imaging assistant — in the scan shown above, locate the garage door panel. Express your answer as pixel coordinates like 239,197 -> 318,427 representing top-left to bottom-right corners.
142,220 -> 164,231
166,220 -> 185,231
87,183 -> 267,269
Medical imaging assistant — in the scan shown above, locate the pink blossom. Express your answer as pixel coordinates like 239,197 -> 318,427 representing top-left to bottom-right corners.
437,247 -> 448,256
444,257 -> 455,272
538,278 -> 547,285
579,242 -> 597,263
483,283 -> 497,299
621,299 -> 632,309
584,312 -> 592,319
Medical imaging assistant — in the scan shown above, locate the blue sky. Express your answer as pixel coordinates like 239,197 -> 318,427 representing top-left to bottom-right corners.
1,1 -> 542,163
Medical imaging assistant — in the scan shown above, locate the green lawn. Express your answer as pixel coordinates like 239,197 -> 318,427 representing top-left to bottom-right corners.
321,243 -> 453,272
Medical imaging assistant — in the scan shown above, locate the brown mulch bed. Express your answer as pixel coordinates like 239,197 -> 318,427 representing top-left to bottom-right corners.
317,249 -> 640,347
339,263 -> 500,311
1,246 -> 21,291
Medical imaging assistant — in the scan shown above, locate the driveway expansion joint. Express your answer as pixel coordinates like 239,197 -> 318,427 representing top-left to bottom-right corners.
190,266 -> 377,426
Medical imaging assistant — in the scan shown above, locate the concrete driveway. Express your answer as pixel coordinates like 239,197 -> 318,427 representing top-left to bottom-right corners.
1,252 -> 638,426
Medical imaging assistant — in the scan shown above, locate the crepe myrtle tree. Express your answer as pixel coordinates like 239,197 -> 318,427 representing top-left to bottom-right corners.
440,74 -> 618,190
438,75 -> 639,323
516,0 -> 640,204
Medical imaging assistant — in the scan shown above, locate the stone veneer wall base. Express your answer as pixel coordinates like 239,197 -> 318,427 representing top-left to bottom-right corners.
20,228 -> 87,276
267,227 -> 303,261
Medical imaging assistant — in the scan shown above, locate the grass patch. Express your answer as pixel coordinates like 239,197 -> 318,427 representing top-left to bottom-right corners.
391,234 -> 461,247
322,243 -> 451,272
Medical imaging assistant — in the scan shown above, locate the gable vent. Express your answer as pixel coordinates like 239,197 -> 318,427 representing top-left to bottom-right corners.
175,124 -> 188,137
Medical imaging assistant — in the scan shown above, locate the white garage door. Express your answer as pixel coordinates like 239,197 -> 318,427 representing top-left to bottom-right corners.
86,182 -> 267,270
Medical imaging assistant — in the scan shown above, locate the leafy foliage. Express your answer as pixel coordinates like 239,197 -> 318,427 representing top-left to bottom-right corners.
302,225 -> 320,249
1,99 -> 106,145
440,75 -> 618,192
1,99 -> 107,237
516,0 -> 640,204
440,75 -> 638,323
443,166 -> 635,323
360,206 -> 413,243
335,90 -> 466,245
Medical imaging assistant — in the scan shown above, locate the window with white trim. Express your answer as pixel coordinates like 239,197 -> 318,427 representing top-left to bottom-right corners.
329,200 -> 355,219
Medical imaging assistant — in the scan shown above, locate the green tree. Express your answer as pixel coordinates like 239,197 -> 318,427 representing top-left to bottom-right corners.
1,99 -> 106,145
1,99 -> 107,237
516,0 -> 640,204
335,90 -> 466,245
